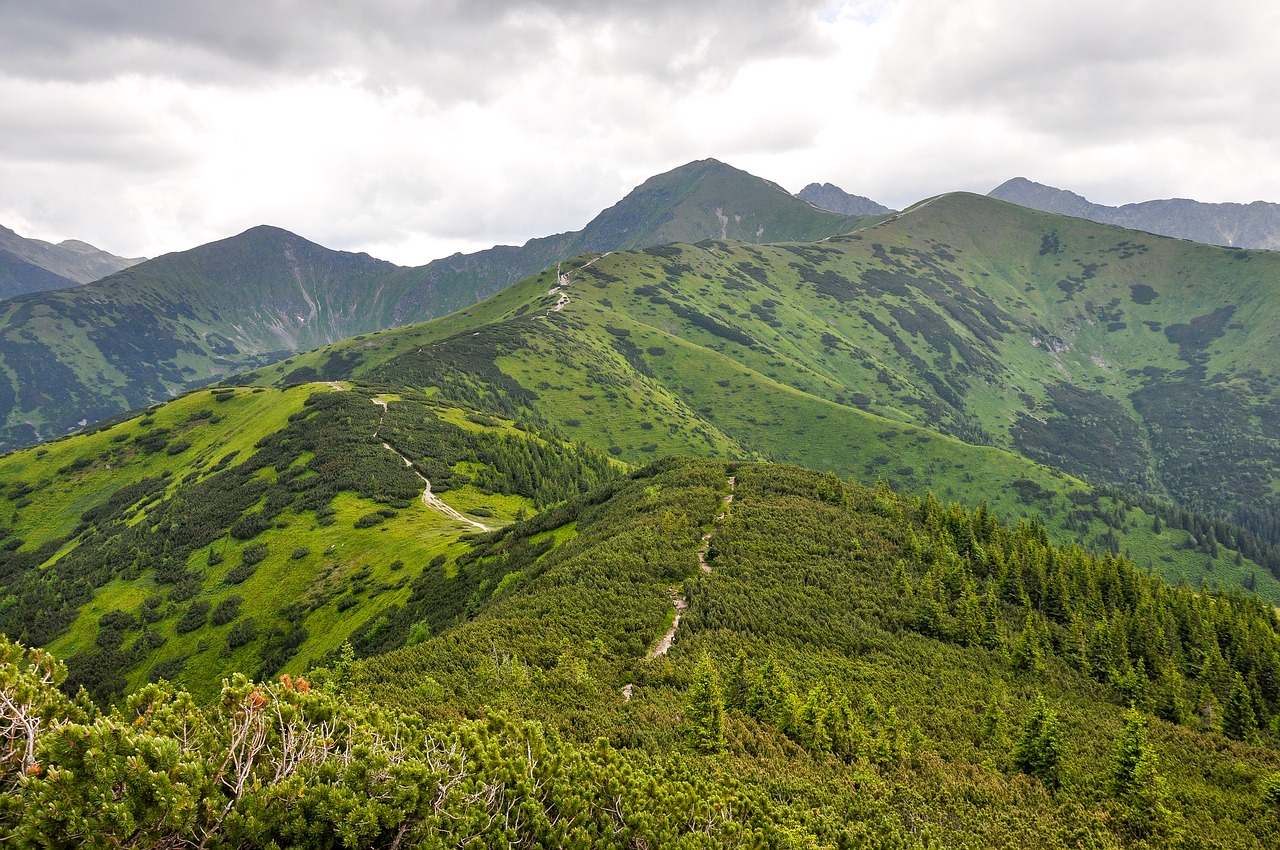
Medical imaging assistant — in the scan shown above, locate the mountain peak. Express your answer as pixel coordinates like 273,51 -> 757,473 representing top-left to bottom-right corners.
796,182 -> 893,216
988,178 -> 1098,218
566,159 -> 855,253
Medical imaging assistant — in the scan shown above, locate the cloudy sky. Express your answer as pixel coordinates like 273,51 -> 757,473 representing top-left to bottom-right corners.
2,0 -> 1279,265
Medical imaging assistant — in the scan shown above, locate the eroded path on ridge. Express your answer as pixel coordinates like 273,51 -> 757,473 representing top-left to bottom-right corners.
369,396 -> 491,532
626,475 -> 735,699
545,253 -> 612,316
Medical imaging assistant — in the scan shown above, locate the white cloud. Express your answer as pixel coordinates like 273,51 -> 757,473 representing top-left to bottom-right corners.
2,0 -> 1279,263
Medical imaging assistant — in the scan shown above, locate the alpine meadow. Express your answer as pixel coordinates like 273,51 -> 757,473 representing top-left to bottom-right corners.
0,159 -> 1278,849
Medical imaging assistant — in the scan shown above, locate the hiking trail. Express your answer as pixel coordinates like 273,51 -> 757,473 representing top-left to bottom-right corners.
545,253 -> 612,317
369,396 -> 490,532
625,474 -> 735,700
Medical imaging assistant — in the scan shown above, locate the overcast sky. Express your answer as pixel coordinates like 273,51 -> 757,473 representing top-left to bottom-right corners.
3,0 -> 1279,265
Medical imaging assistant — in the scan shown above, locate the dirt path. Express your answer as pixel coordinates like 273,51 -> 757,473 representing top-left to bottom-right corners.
369,396 -> 491,532
545,253 -> 612,317
697,476 -> 735,574
646,596 -> 688,660
625,474 -> 736,700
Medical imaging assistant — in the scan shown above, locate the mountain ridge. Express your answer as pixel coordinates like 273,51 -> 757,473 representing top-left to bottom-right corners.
0,222 -> 144,297
990,176 -> 1280,249
0,160 -> 863,449
797,181 -> 894,216
250,190 -> 1280,601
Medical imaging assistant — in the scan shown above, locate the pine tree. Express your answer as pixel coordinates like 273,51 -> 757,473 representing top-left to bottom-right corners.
1012,611 -> 1044,673
797,684 -> 832,753
956,580 -> 983,647
981,582 -> 1005,653
1154,664 -> 1189,725
686,650 -> 726,753
1223,672 -> 1259,743
746,656 -> 799,736
1112,708 -> 1172,838
980,692 -> 1012,771
1013,695 -> 1064,789
724,651 -> 750,710
1195,684 -> 1224,733
893,559 -> 913,597
827,690 -> 864,762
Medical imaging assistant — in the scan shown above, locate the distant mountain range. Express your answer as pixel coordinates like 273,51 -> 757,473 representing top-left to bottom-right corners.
989,177 -> 1280,249
0,223 -> 143,296
0,159 -> 865,449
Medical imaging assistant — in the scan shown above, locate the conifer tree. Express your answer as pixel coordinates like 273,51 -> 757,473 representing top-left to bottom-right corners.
1223,672 -> 1260,743
1154,664 -> 1189,725
1012,611 -> 1044,673
1013,695 -> 1064,790
980,692 -> 1011,771
1112,708 -> 1172,838
827,690 -> 864,762
1195,684 -> 1224,733
686,650 -> 726,753
956,580 -> 983,647
797,683 -> 832,753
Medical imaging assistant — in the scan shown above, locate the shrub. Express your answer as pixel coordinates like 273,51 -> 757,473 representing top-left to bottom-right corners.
224,563 -> 256,585
211,595 -> 243,626
176,600 -> 210,634
226,617 -> 258,649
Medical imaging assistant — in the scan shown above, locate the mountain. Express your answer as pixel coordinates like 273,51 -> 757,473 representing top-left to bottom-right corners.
0,222 -> 143,297
0,160 -> 860,451
990,177 -> 1280,249
0,226 -> 431,449
797,181 -> 894,216
1,180 -> 1279,845
246,192 -> 1280,602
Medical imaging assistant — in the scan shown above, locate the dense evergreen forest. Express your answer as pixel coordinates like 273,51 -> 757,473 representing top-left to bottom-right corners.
3,459 -> 1278,847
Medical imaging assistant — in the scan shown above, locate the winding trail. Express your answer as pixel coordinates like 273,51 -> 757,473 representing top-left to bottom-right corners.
626,474 -> 735,699
646,597 -> 688,660
369,395 -> 491,532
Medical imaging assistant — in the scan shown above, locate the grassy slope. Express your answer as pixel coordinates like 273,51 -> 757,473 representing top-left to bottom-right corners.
247,200 -> 1280,602
0,161 -> 861,453
0,382 -> 616,702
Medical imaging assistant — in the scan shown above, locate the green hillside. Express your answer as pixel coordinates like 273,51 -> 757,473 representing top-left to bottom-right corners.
251,193 -> 1280,601
3,459 -> 1277,847
0,381 -> 615,704
0,160 -> 860,452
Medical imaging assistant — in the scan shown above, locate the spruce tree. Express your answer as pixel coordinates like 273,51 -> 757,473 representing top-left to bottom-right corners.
1013,694 -> 1064,789
797,684 -> 832,753
1112,708 -> 1172,838
1223,672 -> 1259,743
686,650 -> 726,753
